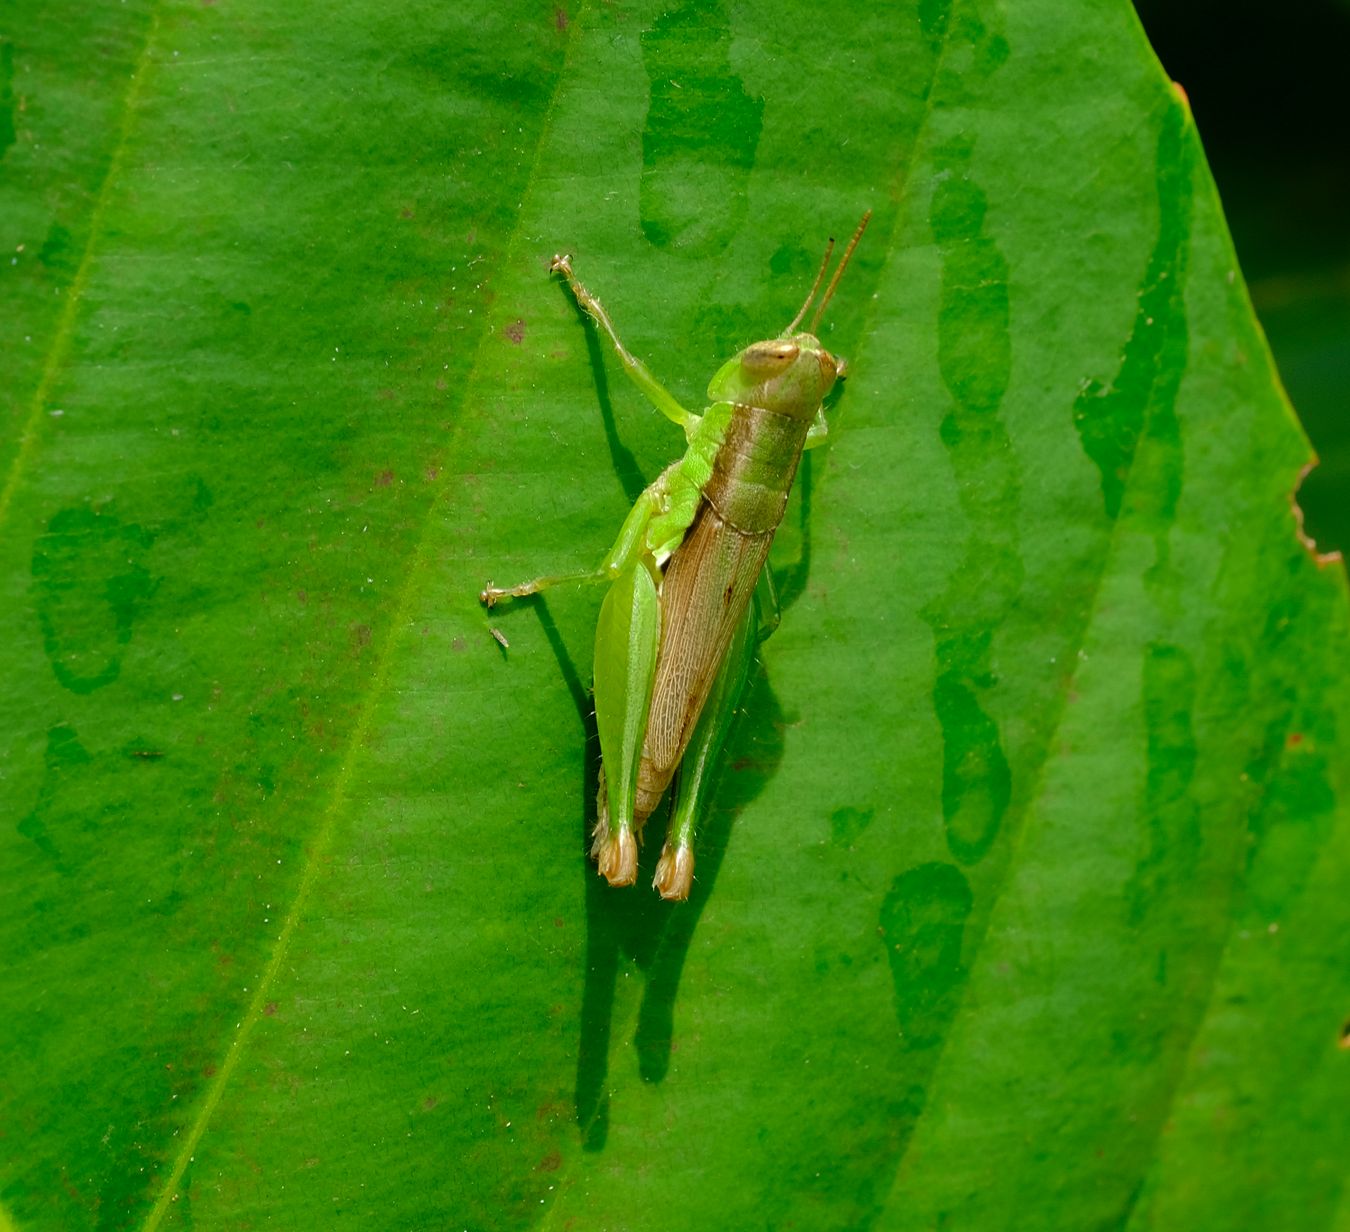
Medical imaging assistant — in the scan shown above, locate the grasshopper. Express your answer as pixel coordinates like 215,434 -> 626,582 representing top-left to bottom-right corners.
482,212 -> 870,900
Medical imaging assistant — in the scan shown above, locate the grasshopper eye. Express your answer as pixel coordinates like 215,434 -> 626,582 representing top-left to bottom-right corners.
741,340 -> 799,376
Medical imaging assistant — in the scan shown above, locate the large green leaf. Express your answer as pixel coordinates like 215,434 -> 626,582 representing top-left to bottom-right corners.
3,1 -> 1347,1228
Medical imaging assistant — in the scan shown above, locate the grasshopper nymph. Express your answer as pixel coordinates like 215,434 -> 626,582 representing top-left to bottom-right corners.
482,212 -> 870,899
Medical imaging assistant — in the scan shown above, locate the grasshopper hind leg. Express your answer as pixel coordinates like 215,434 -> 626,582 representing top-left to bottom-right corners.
591,767 -> 639,885
591,559 -> 662,887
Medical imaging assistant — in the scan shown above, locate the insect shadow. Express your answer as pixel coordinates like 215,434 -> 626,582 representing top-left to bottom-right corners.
517,511 -> 815,1153
503,280 -> 826,1151
521,575 -> 792,1151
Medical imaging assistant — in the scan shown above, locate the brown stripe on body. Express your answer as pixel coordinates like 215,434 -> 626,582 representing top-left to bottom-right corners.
703,402 -> 810,534
632,403 -> 810,826
634,500 -> 772,823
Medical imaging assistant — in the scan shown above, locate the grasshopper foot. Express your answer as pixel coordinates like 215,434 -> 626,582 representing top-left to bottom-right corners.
592,820 -> 638,887
481,581 -> 532,607
592,768 -> 640,886
653,842 -> 694,901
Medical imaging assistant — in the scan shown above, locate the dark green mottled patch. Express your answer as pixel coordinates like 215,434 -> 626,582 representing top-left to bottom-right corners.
1127,642 -> 1199,926
917,0 -> 952,49
17,724 -> 92,871
932,648 -> 1013,864
39,222 -> 78,276
880,861 -> 974,1047
1246,727 -> 1338,916
0,40 -> 15,161
830,805 -> 875,846
1073,101 -> 1193,521
31,506 -> 157,694
921,130 -> 1020,867
639,0 -> 762,254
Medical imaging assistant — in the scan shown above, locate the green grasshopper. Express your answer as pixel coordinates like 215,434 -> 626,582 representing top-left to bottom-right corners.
482,212 -> 870,899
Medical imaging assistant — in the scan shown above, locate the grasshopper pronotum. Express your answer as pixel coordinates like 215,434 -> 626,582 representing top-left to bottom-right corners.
483,212 -> 870,899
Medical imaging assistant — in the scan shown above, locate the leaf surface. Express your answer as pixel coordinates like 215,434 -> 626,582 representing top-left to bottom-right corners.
2,2 -> 1347,1229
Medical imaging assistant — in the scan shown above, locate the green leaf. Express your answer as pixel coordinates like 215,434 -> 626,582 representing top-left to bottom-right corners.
3,1 -> 1347,1229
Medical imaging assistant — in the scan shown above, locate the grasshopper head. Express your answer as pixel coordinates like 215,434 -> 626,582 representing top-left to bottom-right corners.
706,334 -> 845,419
706,210 -> 870,421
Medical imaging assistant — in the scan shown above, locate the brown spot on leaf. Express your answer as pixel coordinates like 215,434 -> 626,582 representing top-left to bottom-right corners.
537,1150 -> 562,1172
555,7 -> 569,30
504,318 -> 526,345
376,469 -> 395,487
264,1001 -> 278,1016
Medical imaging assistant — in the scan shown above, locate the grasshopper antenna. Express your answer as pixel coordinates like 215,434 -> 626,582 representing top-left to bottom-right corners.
783,234 -> 837,336
809,209 -> 872,334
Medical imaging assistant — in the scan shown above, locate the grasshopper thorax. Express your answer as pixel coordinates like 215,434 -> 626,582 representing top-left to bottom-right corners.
706,333 -> 843,420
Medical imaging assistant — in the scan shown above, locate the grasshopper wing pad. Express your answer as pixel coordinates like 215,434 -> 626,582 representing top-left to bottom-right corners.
638,502 -> 772,812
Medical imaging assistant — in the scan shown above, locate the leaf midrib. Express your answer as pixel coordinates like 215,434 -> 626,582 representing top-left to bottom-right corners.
0,11 -> 162,532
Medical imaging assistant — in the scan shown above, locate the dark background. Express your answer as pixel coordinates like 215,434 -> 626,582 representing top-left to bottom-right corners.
1134,0 -> 1350,556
